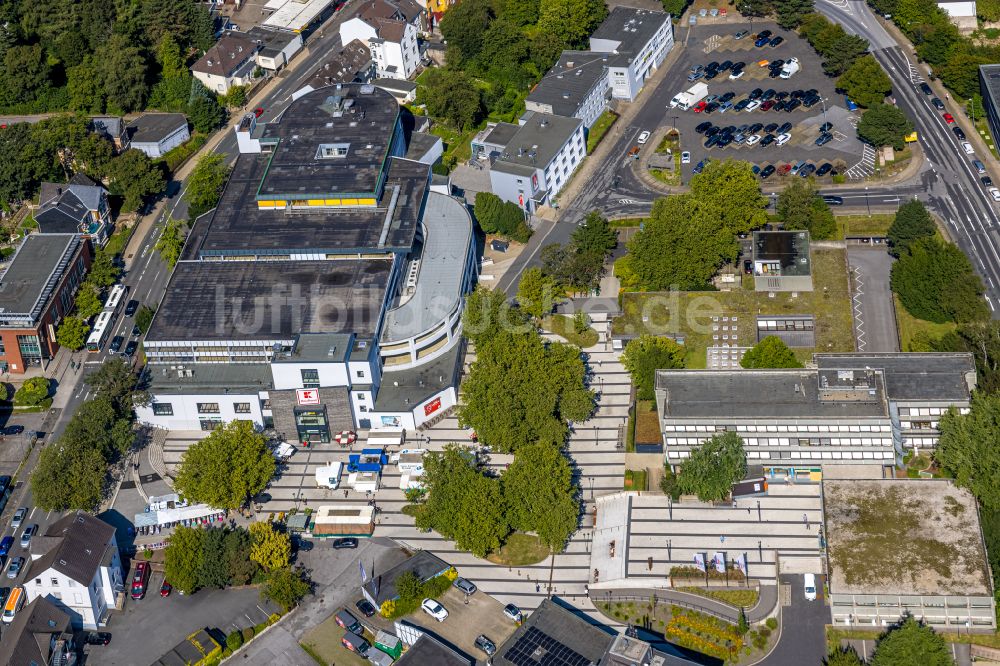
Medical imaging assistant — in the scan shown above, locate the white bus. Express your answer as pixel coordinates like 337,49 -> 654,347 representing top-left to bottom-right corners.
86,310 -> 115,352
103,284 -> 128,316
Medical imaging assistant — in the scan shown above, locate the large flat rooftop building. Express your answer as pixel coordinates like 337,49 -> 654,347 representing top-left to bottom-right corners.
138,84 -> 476,440
655,352 -> 974,479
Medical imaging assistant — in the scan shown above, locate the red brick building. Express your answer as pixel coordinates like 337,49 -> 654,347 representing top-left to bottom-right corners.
0,234 -> 90,374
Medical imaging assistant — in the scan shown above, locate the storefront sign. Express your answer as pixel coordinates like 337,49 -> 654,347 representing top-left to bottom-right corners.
296,389 -> 319,405
424,397 -> 442,416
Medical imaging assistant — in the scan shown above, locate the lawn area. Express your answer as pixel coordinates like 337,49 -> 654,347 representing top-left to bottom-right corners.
827,626 -> 1000,654
677,587 -> 760,608
613,248 -> 854,366
541,314 -> 599,348
586,110 -> 618,154
624,468 -> 648,491
427,120 -> 475,171
893,294 -> 957,351
609,217 -> 646,228
835,214 -> 894,239
487,532 -> 550,566
634,400 -> 662,445
300,614 -> 371,666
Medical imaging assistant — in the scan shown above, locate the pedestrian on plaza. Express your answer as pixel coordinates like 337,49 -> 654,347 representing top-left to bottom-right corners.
747,507 -> 752,515
344,490 -> 348,498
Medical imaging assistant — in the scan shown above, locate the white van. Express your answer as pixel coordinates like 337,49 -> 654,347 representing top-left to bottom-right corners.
804,573 -> 817,601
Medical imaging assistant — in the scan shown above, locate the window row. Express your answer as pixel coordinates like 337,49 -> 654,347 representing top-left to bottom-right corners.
664,437 -> 893,447
667,423 -> 892,433
153,402 -> 253,416
668,450 -> 895,461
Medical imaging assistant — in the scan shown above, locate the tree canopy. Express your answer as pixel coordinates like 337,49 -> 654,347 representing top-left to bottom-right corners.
935,393 -> 1000,511
14,377 -> 50,406
474,191 -> 532,242
870,616 -> 953,666
416,68 -> 485,131
249,522 -> 291,572
517,268 -> 560,319
776,178 -> 836,240
186,154 -> 231,220
155,217 -> 187,268
540,211 -> 617,293
501,443 -> 580,550
174,421 -> 275,509
621,336 -> 686,400
887,200 -> 936,258
890,237 -> 989,324
858,103 -> 915,150
824,646 -> 864,666
678,432 -> 748,501
837,54 -> 892,108
262,567 -> 311,612
461,286 -> 531,347
165,525 -> 264,595
741,336 -> 803,368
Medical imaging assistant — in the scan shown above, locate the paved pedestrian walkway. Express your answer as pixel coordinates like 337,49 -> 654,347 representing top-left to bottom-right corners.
596,583 -> 779,623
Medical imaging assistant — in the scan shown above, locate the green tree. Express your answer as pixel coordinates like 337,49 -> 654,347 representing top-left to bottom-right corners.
571,211 -> 617,257
887,200 -> 935,258
440,0 -> 494,65
537,0 -> 607,47
890,237 -> 989,323
822,34 -> 870,76
741,336 -> 803,369
517,267 -> 560,319
870,615 -> 953,666
165,526 -> 205,594
30,438 -> 106,511
737,608 -> 750,635
776,178 -> 836,239
417,68 -> 484,131
3,44 -> 52,106
136,305 -> 156,334
63,396 -> 134,458
825,646 -> 864,666
249,522 -> 291,572
221,85 -> 248,108
660,468 -> 681,500
174,421 -> 276,509
621,336 -> 685,400
540,243 -> 607,292
197,527 -> 230,589
502,443 -> 579,550
95,34 -> 148,112
223,527 -> 258,585
56,316 -> 90,351
678,432 -> 748,502
461,287 -> 531,347
474,18 -> 531,84
262,567 -> 311,612
936,393 -> 1000,511
14,377 -> 50,406
776,0 -> 814,29
837,55 -> 892,108
85,356 -> 147,415
155,216 -> 187,267
74,285 -> 103,319
473,191 -> 531,241
186,153 -> 230,220
857,103 -> 914,150
187,94 -> 225,134
396,571 -> 424,600
87,249 -> 122,288
226,631 -> 244,652
690,159 -> 769,234
106,149 -> 166,213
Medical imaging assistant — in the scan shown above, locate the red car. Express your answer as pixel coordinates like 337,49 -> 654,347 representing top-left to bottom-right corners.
253,107 -> 265,118
693,101 -> 707,113
131,562 -> 150,600
943,113 -> 955,124
160,581 -> 172,597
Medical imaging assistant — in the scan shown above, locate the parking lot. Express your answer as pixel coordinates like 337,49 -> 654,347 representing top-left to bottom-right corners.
402,585 -> 518,660
659,21 -> 865,181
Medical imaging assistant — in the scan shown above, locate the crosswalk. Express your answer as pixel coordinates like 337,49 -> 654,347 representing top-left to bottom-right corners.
846,143 -> 877,180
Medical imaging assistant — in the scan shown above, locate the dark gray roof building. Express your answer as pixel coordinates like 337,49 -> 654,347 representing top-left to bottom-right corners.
526,50 -> 610,119
361,551 -> 450,606
980,64 -> 1000,149
815,353 -> 976,402
590,7 -> 670,61
30,512 -> 118,586
496,599 -> 615,666
36,175 -> 108,236
0,234 -> 82,323
304,40 -> 374,87
396,634 -> 473,665
0,597 -> 74,666
491,112 -> 584,177
126,113 -> 189,145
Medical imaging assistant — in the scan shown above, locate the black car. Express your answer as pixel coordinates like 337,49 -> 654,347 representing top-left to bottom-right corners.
760,134 -> 776,146
332,538 -> 358,549
719,60 -> 733,71
802,96 -> 820,108
761,89 -> 777,101
84,632 -> 112,646
736,124 -> 750,133
772,100 -> 786,112
123,340 -> 139,356
695,121 -> 713,133
799,164 -> 816,178
132,324 -> 141,337
706,61 -> 720,70
109,335 -> 124,353
704,102 -> 720,113
816,162 -> 834,176
983,176 -> 994,187
769,59 -> 784,70
717,134 -> 733,148
764,122 -> 779,133
749,88 -> 764,100
720,91 -> 736,102
0,426 -> 23,436
0,587 -> 9,608
704,69 -> 719,80
734,99 -> 751,111
953,126 -> 966,140
749,123 -> 764,134
931,97 -> 945,110
769,36 -> 784,47
823,195 -> 844,205
777,122 -> 793,134
768,68 -> 782,78
124,299 -> 140,317
819,122 -> 833,133
815,132 -> 832,146
790,90 -> 804,99
705,126 -> 721,137
758,29 -> 772,39
920,82 -> 933,95
356,598 -> 377,617
775,91 -> 790,101
731,61 -> 746,71
785,99 -> 801,112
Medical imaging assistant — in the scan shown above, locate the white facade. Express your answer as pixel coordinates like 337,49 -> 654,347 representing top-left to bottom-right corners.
590,12 -> 674,101
24,539 -> 122,630
144,392 -> 267,431
938,0 -> 977,16
340,18 -> 420,80
192,67 -> 255,95
254,34 -> 304,71
131,123 -> 191,159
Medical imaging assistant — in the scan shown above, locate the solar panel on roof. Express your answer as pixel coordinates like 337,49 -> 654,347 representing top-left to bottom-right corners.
502,627 -> 594,666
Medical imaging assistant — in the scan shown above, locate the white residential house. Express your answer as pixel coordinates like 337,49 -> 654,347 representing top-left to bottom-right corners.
247,26 -> 304,72
126,113 -> 190,158
937,0 -> 977,29
191,32 -> 259,95
589,7 -> 674,101
340,0 -> 424,80
24,512 -> 124,630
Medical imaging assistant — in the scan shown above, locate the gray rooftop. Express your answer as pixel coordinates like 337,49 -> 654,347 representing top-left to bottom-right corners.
181,154 -> 428,257
496,599 -> 615,666
404,131 -> 441,162
381,193 -> 472,342
149,363 -> 275,394
479,122 -> 520,150
304,40 -> 372,87
980,64 -> 1000,109
824,479 -> 991,596
0,234 -> 81,322
753,230 -> 811,277
374,340 -> 464,412
396,634 -> 473,666
127,113 -> 188,144
246,26 -> 300,58
146,259 -> 392,342
815,353 -> 976,402
362,550 -> 450,605
258,84 -> 400,198
0,597 -> 71,666
655,369 -> 889,419
36,180 -> 105,232
30,512 -> 117,587
527,51 -> 610,117
491,112 -> 582,174
281,332 -> 354,363
590,7 -> 670,57
373,77 -> 417,93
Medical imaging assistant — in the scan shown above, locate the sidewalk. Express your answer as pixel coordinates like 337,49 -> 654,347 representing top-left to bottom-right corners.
596,584 -> 779,623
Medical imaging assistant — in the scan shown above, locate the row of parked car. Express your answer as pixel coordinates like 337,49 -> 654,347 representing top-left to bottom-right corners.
751,161 -> 843,180
697,119 -> 836,150
693,86 -> 822,115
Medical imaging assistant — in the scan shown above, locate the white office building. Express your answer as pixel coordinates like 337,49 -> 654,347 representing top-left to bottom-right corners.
589,7 -> 674,101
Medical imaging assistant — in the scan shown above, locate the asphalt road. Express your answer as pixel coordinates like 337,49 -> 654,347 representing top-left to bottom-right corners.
847,247 -> 899,353
761,574 -> 828,665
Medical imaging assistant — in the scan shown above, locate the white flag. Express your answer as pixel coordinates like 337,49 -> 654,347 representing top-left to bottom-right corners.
359,560 -> 368,584
713,552 -> 726,573
693,552 -> 706,572
735,552 -> 747,576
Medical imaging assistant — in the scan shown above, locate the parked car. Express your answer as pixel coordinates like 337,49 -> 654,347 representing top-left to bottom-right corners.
815,132 -> 833,146
10,509 -> 25,530
504,603 -> 523,622
760,134 -> 776,147
6,557 -> 23,579
799,163 -> 816,178
819,122 -> 833,133
421,598 -> 449,622
719,60 -> 733,71
19,525 -> 35,549
745,100 -> 762,112
760,100 -> 775,111
84,632 -> 112,646
681,151 -> 691,164
757,29 -> 773,39
776,133 -> 792,146
755,35 -> 770,47
760,164 -> 776,178
961,141 -> 975,155
637,130 -> 651,145
943,113 -> 955,124
0,426 -> 23,436
764,122 -> 779,133
693,160 -> 707,174
356,598 -> 377,617
160,581 -> 172,597
983,176 -> 994,187
124,299 -> 140,317
777,122 -> 793,134
735,30 -> 750,39
761,88 -> 777,100
784,99 -> 801,112
804,573 -> 818,600
974,159 -> 987,174
0,538 -> 12,559
454,577 -> 478,595
746,134 -> 762,146
695,121 -> 713,133
123,340 -> 138,357
816,163 -> 834,176
920,82 -> 933,95
720,91 -> 736,103
931,97 -> 945,110
475,635 -> 497,656
953,126 -> 966,139
253,107 -> 265,118
729,68 -> 745,79
131,561 -> 150,600
332,538 -> 358,549
109,335 -> 124,353
769,36 -> 784,47
990,187 -> 1000,202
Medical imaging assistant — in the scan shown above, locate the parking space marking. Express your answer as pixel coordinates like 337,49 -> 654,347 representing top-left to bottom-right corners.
851,265 -> 867,352
703,34 -> 720,53
907,62 -> 924,85
846,143 -> 877,180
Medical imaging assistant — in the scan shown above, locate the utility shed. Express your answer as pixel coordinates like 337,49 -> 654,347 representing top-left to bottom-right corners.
824,479 -> 995,631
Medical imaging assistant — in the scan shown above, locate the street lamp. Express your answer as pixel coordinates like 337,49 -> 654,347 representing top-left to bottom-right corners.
589,476 -> 595,500
865,186 -> 871,217
820,96 -> 829,124
970,98 -> 976,127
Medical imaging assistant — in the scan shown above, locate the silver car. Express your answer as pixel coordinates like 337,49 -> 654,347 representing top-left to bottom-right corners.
453,577 -> 477,595
7,556 -> 23,579
11,508 -> 26,530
